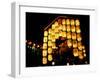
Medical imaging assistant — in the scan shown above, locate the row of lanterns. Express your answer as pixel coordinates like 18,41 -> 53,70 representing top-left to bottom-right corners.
42,18 -> 86,65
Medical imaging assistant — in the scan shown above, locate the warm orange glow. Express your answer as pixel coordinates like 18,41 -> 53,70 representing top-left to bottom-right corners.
77,33 -> 82,41
67,32 -> 71,39
62,19 -> 66,25
66,19 -> 70,25
48,28 -> 52,34
48,47 -> 52,54
73,49 -> 78,57
54,21 -> 59,26
62,25 -> 66,31
43,43 -> 47,49
55,33 -> 59,39
42,57 -> 47,64
71,19 -> 75,26
48,41 -> 52,46
61,32 -> 67,38
52,43 -> 56,49
75,19 -> 80,26
73,40 -> 77,48
67,40 -> 72,48
48,55 -> 53,61
67,25 -> 70,32
42,50 -> 47,56
72,32 -> 76,40
44,31 -> 48,36
76,26 -> 81,33
43,37 -> 48,42
48,35 -> 52,40
78,50 -> 84,59
71,26 -> 75,32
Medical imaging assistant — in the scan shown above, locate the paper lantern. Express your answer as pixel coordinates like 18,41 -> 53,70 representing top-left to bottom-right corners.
71,19 -> 75,26
77,33 -> 82,41
66,19 -> 70,25
71,26 -> 75,32
67,40 -> 72,48
76,26 -> 81,33
62,19 -> 66,25
48,35 -> 52,40
55,33 -> 59,39
61,32 -> 67,38
78,50 -> 83,59
48,41 -> 52,47
43,37 -> 48,42
73,40 -> 77,48
67,25 -> 70,32
42,50 -> 47,56
44,31 -> 48,36
73,49 -> 78,57
43,43 -> 47,49
48,55 -> 53,61
75,19 -> 80,26
42,57 -> 47,64
48,47 -> 52,54
72,32 -> 76,40
62,25 -> 66,31
48,28 -> 52,34
67,32 -> 71,39
54,21 -> 58,26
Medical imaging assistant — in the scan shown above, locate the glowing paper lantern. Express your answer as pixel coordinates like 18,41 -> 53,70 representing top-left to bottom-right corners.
43,43 -> 47,49
55,33 -> 59,39
58,24 -> 62,30
77,33 -> 82,41
48,28 -> 52,34
78,42 -> 83,50
42,50 -> 47,56
48,55 -> 53,61
67,32 -> 71,39
43,37 -> 48,42
66,19 -> 70,25
52,24 -> 55,29
44,31 -> 48,36
48,47 -> 52,54
52,43 -> 56,49
67,40 -> 72,48
71,19 -> 75,26
73,40 -> 77,48
62,19 -> 66,25
72,32 -> 76,40
62,25 -> 66,31
48,35 -> 52,40
61,32 -> 67,38
71,26 -> 75,32
75,19 -> 80,26
54,21 -> 58,26
76,26 -> 81,33
48,41 -> 52,46
78,50 -> 83,59
73,49 -> 78,57
42,57 -> 47,64
67,25 -> 70,32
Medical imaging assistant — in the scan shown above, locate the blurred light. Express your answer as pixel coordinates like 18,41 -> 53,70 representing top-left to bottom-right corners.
51,35 -> 56,42
77,33 -> 82,41
61,32 -> 66,38
67,40 -> 72,48
71,26 -> 75,32
71,19 -> 75,26
44,31 -> 48,36
52,24 -> 55,29
67,25 -> 70,32
67,63 -> 69,66
48,28 -> 52,34
66,19 -> 70,25
52,43 -> 56,49
84,53 -> 86,57
73,49 -> 78,57
48,55 -> 53,61
76,26 -> 81,33
48,41 -> 52,47
75,19 -> 80,26
28,41 -> 32,45
37,45 -> 40,48
72,32 -> 76,40
83,49 -> 86,53
55,33 -> 59,39
62,19 -> 66,25
73,40 -> 77,48
43,43 -> 47,49
48,47 -> 52,54
43,37 -> 48,42
67,32 -> 71,39
42,50 -> 47,56
52,61 -> 55,65
48,35 -> 52,40
54,21 -> 59,26
42,57 -> 47,64
78,50 -> 84,59
62,25 -> 66,31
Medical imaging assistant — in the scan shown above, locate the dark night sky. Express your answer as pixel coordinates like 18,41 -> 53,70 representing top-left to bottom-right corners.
26,12 -> 90,64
